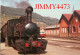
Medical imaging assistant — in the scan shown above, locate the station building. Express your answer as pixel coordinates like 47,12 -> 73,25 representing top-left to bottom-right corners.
59,14 -> 72,37
69,10 -> 80,37
44,23 -> 60,37
43,10 -> 80,37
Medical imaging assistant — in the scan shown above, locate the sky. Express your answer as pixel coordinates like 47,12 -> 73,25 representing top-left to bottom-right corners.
1,0 -> 80,19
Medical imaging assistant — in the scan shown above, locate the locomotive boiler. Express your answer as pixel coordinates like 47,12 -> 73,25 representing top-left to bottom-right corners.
1,6 -> 47,53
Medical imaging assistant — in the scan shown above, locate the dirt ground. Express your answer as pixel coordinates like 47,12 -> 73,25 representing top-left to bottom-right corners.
1,38 -> 80,55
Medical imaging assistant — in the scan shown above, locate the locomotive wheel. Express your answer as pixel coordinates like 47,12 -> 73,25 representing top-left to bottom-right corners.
11,38 -> 16,48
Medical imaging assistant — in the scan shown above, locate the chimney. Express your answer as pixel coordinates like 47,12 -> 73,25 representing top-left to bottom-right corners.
25,6 -> 33,23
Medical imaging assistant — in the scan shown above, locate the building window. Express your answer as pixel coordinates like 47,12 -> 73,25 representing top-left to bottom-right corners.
61,28 -> 65,33
53,30 -> 54,34
49,31 -> 50,34
75,17 -> 78,22
65,28 -> 67,33
63,28 -> 65,33
57,30 -> 59,34
61,28 -> 67,33
73,26 -> 76,32
46,31 -> 47,34
51,30 -> 53,34
78,26 -> 80,33
54,30 -> 56,34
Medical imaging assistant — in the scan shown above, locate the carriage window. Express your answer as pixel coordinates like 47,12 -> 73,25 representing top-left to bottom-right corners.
73,26 -> 76,32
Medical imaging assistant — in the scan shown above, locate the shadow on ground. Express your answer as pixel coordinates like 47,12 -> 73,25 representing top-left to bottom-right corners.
18,51 -> 47,54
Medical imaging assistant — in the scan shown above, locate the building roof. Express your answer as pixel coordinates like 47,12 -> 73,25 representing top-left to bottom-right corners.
59,14 -> 72,24
75,10 -> 80,15
44,24 -> 60,30
63,14 -> 72,21
69,10 -> 80,22
40,26 -> 46,30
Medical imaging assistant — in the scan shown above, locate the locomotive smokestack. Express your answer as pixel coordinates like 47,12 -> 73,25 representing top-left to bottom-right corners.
26,6 -> 33,22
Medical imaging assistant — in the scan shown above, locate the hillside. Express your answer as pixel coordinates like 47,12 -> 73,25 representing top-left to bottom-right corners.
1,5 -> 59,25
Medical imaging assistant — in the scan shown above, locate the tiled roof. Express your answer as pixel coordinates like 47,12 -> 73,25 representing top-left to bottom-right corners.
63,14 -> 72,21
44,24 -> 60,29
75,10 -> 80,15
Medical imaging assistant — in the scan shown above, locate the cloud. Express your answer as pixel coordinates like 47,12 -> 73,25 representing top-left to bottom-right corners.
15,0 -> 30,9
1,0 -> 31,9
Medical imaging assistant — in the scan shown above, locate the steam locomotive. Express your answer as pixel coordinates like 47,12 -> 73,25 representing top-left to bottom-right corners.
1,6 -> 47,53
